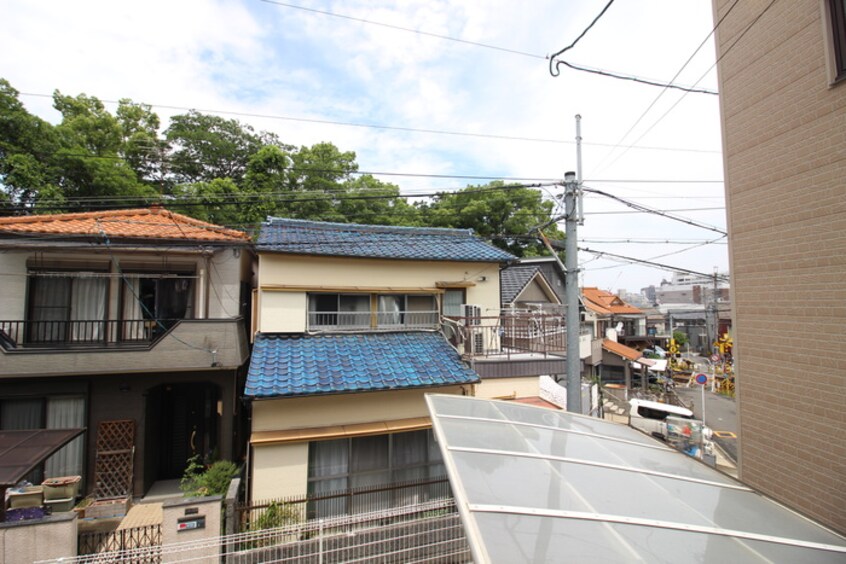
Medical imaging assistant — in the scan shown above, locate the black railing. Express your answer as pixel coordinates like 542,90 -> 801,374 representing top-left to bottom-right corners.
0,319 -> 180,349
78,524 -> 162,559
236,476 -> 451,534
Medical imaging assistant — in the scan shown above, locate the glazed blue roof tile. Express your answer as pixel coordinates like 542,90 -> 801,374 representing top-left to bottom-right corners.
257,217 -> 515,262
245,332 -> 480,398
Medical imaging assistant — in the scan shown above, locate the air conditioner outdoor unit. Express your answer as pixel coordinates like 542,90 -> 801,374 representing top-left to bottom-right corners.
462,304 -> 484,353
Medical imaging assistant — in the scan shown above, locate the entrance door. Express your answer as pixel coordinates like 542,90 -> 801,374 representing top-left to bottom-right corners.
153,383 -> 220,480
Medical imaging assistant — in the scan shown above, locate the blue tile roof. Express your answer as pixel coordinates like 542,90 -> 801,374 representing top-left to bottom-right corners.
257,218 -> 515,262
245,332 -> 480,398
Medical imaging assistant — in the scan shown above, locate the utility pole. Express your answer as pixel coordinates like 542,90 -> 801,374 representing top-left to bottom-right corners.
564,115 -> 583,414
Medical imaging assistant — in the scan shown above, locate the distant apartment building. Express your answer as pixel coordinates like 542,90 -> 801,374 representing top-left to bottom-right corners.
655,272 -> 729,305
713,0 -> 846,533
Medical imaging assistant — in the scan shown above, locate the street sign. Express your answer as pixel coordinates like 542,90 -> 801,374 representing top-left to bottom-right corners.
710,354 -> 719,362
695,373 -> 708,385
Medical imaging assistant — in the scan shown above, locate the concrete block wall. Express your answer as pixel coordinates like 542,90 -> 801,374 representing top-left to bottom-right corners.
714,0 -> 846,533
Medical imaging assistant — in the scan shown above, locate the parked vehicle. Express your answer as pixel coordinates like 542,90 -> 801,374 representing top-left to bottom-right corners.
628,398 -> 714,458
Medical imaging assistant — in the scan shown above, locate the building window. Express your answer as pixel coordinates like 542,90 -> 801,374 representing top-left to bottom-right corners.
307,293 -> 438,330
307,429 -> 445,517
830,0 -> 846,81
27,274 -> 108,343
121,274 -> 195,339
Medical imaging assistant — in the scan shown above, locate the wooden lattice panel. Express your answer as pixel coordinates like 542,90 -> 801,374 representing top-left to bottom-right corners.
93,419 -> 136,499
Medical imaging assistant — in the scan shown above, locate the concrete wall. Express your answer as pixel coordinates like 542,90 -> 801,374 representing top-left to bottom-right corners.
161,496 -> 222,563
253,442 -> 310,500
0,252 -> 27,321
714,0 -> 846,533
0,512 -> 77,563
256,254 -> 502,333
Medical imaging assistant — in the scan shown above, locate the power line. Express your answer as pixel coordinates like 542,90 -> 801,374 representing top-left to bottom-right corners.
595,0 -> 777,174
17,91 -> 719,155
548,0 -> 616,67
259,0 -> 546,60
583,187 -> 727,234
579,246 -> 730,281
552,61 -> 718,95
593,0 -> 740,174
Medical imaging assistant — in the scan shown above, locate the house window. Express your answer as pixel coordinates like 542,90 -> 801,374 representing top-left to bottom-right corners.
27,274 -> 108,343
307,429 -> 445,517
830,0 -> 846,81
308,293 -> 437,330
0,395 -> 86,483
442,289 -> 465,317
121,274 -> 194,339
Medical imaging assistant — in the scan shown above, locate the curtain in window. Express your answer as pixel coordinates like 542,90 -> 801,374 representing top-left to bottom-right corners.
44,396 -> 85,479
377,295 -> 402,326
443,289 -> 464,317
29,277 -> 71,342
122,278 -> 144,340
308,439 -> 349,517
70,278 -> 107,341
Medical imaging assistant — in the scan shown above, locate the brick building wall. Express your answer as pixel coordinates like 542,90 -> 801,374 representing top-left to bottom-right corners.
713,0 -> 846,533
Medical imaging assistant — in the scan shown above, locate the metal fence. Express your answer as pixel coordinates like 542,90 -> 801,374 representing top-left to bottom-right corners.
39,499 -> 469,564
0,319 -> 176,348
77,524 -> 162,561
236,476 -> 451,533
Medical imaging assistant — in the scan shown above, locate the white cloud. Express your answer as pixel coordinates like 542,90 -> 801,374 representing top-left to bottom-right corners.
2,0 -> 728,290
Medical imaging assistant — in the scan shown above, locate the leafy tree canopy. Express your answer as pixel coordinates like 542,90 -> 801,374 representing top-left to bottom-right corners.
421,181 -> 564,257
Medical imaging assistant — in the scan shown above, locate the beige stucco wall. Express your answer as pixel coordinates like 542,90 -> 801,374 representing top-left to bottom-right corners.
253,442 -> 310,500
256,253 -> 502,333
251,386 -> 467,500
714,0 -> 846,534
260,291 -> 307,333
161,496 -> 222,562
252,386 -> 465,431
475,377 -> 539,400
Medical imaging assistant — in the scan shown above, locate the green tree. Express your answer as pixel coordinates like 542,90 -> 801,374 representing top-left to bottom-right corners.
421,181 -> 564,256
336,174 -> 420,226
51,89 -> 157,207
0,79 -> 60,208
166,111 -> 284,186
171,177 -> 241,226
283,142 -> 358,221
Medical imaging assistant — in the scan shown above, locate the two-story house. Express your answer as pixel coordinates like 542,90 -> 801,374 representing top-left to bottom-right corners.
245,218 -> 515,503
0,208 -> 252,497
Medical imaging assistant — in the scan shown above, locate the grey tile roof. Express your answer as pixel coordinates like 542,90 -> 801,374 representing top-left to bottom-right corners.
500,265 -> 542,305
245,332 -> 480,398
257,218 -> 515,262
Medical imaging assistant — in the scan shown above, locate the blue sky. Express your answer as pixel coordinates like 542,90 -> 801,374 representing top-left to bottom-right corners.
2,0 -> 728,293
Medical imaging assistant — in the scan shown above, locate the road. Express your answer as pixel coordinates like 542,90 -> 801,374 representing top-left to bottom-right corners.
675,385 -> 738,462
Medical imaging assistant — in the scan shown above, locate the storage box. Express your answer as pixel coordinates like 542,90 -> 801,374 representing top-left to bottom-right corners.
42,476 -> 81,502
7,486 -> 43,509
43,497 -> 76,513
85,497 -> 130,519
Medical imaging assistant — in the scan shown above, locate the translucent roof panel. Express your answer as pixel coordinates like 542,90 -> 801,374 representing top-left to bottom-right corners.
426,394 -> 846,564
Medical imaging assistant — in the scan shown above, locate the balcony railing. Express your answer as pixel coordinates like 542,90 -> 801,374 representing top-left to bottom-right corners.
308,310 -> 440,331
444,313 -> 579,359
0,319 -> 181,350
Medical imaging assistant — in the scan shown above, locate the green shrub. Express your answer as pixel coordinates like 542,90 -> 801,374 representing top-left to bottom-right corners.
252,501 -> 301,531
180,456 -> 239,497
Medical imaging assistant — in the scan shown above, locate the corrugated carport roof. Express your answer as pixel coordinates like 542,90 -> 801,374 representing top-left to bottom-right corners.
426,395 -> 846,563
0,428 -> 85,487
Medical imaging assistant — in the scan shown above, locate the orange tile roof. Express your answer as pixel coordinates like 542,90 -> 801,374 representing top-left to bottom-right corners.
0,208 -> 250,243
582,287 -> 643,315
602,338 -> 644,361
510,396 -> 563,410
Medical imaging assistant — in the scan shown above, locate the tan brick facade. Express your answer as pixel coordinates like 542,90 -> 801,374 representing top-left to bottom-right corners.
713,0 -> 846,533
